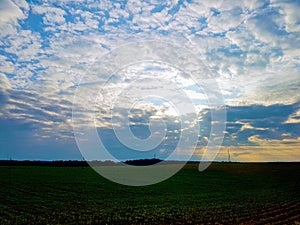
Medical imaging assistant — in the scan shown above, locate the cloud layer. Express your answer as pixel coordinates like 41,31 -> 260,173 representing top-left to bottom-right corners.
0,0 -> 299,161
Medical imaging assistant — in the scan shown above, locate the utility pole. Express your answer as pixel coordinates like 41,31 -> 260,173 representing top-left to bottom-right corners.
227,147 -> 231,162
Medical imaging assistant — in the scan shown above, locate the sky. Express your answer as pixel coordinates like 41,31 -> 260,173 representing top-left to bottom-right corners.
0,0 -> 299,162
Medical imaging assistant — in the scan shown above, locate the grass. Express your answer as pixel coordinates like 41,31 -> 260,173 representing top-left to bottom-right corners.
0,162 -> 299,224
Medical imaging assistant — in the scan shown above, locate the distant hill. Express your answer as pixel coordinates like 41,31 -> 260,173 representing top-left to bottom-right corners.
124,158 -> 162,166
0,159 -> 164,167
0,160 -> 90,167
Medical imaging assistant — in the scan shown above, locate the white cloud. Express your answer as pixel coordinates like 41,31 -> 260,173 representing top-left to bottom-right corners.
284,109 -> 300,124
274,1 -> 300,33
248,135 -> 300,145
206,7 -> 244,33
0,73 -> 11,97
243,0 -> 268,11
0,55 -> 15,74
240,123 -> 267,131
0,0 -> 25,26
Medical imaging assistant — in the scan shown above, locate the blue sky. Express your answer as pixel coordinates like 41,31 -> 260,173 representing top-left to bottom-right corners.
0,0 -> 299,162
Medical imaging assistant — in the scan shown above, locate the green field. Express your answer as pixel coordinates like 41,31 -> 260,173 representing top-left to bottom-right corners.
0,163 -> 299,224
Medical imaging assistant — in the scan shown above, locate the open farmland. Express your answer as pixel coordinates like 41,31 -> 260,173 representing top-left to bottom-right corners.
0,162 -> 299,224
